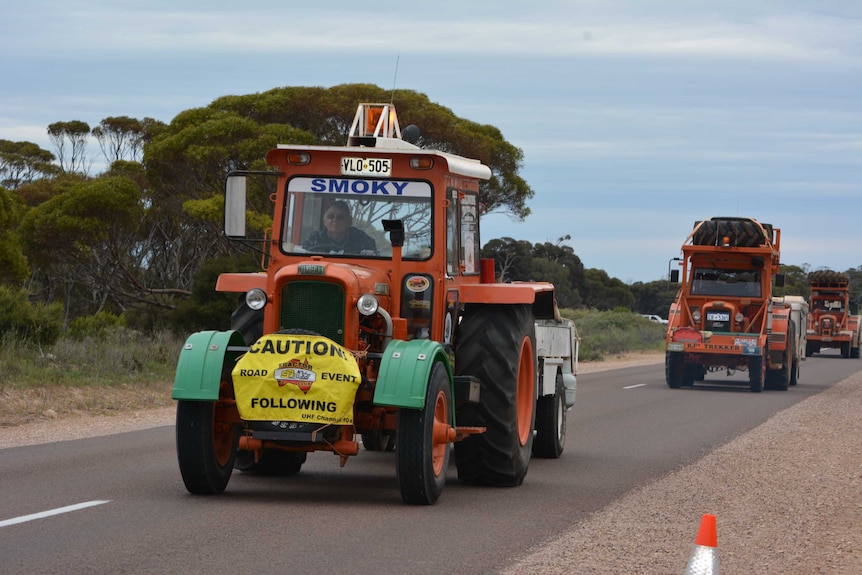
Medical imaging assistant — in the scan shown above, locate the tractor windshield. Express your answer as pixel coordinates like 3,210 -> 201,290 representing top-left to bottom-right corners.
691,268 -> 762,298
280,177 -> 433,259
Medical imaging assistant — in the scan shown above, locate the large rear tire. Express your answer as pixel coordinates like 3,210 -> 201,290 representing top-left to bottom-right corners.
176,400 -> 238,494
454,305 -> 537,486
396,362 -> 451,505
533,368 -> 566,459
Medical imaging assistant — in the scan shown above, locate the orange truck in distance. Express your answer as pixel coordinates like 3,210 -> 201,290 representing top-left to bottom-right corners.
805,270 -> 861,358
665,217 -> 801,392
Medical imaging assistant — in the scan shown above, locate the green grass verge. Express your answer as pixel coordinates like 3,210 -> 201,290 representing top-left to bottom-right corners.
560,308 -> 666,361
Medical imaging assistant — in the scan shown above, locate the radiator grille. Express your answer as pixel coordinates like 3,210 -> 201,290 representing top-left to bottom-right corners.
279,281 -> 345,344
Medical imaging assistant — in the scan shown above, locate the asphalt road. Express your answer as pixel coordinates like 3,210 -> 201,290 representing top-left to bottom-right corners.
1,353 -> 858,575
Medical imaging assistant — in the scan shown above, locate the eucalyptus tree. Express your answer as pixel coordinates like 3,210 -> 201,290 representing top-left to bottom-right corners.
47,120 -> 91,174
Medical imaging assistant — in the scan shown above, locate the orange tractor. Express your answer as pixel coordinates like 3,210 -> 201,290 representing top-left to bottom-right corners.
665,217 -> 800,392
172,103 -> 579,504
805,270 -> 861,358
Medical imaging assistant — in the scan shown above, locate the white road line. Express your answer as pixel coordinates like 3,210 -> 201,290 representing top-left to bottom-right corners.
0,500 -> 110,528
623,384 -> 647,389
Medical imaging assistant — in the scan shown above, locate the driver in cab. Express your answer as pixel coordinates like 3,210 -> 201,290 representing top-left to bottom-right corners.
302,200 -> 377,255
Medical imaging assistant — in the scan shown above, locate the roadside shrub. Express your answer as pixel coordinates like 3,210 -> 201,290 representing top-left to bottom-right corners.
0,285 -> 63,346
67,311 -> 126,340
561,307 -> 665,361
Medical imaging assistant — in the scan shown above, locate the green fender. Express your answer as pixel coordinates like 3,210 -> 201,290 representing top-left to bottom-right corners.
172,330 -> 248,401
373,339 -> 453,411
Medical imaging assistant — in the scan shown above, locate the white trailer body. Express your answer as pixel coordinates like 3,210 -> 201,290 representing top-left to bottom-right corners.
535,318 -> 579,408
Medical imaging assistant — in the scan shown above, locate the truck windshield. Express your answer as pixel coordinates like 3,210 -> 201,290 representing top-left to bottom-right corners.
691,268 -> 761,297
280,177 -> 433,259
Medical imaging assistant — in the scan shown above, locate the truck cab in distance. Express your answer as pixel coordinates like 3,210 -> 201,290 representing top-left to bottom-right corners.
665,217 -> 799,392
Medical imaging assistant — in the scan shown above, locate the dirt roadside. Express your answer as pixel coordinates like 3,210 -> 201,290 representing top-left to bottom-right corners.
0,352 -> 664,449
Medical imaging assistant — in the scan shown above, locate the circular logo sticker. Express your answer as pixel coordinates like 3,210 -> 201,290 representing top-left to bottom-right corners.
405,275 -> 430,293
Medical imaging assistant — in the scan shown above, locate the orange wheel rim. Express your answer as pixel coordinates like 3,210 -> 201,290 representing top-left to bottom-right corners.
212,404 -> 233,466
516,336 -> 535,446
431,390 -> 448,475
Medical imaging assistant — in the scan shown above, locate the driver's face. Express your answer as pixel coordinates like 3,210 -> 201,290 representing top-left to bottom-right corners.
324,208 -> 350,239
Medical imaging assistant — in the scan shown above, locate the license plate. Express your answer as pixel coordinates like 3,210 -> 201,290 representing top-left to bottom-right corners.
341,157 -> 392,177
707,311 -> 730,322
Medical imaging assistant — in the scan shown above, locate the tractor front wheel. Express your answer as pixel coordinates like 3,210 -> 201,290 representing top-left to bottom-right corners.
749,355 -> 765,393
666,352 -> 684,388
396,362 -> 451,505
176,400 -> 238,494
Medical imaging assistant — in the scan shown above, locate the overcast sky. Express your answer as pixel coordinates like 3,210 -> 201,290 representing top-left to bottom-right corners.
2,1 -> 860,283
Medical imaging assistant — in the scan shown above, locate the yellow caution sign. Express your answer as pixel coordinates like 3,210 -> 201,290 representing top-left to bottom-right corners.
232,333 -> 361,423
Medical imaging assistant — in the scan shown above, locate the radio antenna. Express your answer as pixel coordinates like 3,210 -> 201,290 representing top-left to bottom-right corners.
390,55 -> 400,104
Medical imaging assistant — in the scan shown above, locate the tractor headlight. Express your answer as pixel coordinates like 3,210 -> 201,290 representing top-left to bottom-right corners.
246,288 -> 267,311
357,294 -> 379,316
692,309 -> 702,323
735,312 -> 744,323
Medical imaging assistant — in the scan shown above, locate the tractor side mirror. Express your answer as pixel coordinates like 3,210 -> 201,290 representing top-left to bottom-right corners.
774,274 -> 785,288
225,175 -> 247,238
670,269 -> 680,283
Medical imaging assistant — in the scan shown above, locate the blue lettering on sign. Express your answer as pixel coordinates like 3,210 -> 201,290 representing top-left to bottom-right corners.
309,178 -> 409,196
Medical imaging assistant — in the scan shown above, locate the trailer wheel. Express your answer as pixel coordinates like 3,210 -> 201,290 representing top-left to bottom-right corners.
789,323 -> 800,386
788,322 -> 796,391
396,361 -> 451,505
841,342 -> 851,359
666,352 -> 684,388
533,368 -> 566,459
176,400 -> 238,494
851,345 -> 860,359
454,305 -> 536,486
749,355 -> 765,393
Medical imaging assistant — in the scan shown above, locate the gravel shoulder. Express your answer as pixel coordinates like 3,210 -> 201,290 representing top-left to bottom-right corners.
4,352 -> 859,574
506,362 -> 862,575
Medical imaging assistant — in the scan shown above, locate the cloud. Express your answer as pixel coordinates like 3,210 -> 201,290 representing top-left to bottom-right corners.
4,3 -> 861,65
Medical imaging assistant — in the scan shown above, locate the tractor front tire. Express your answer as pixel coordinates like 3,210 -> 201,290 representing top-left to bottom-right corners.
396,362 -> 451,505
749,355 -> 765,393
176,400 -> 238,494
666,352 -> 684,389
454,305 -> 537,487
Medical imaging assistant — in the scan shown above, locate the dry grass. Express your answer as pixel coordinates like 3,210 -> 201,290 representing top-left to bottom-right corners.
0,381 -> 174,427
0,329 -> 181,428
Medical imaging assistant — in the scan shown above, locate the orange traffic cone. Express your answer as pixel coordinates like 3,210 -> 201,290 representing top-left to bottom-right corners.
684,513 -> 719,575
